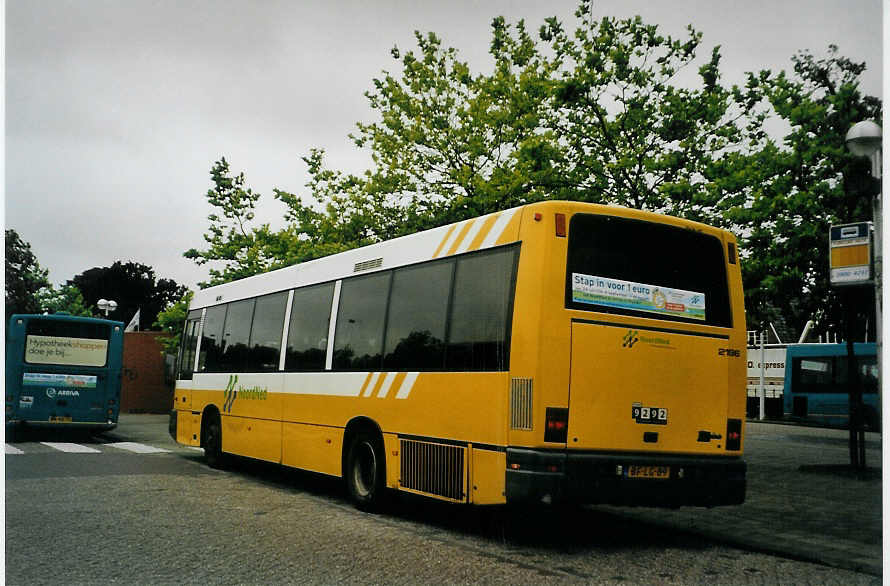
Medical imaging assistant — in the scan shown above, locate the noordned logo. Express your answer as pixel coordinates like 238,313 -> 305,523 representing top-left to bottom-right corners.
223,375 -> 238,413
622,330 -> 639,348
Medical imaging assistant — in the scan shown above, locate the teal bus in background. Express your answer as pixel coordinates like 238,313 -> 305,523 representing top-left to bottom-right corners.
6,314 -> 124,437
783,343 -> 880,431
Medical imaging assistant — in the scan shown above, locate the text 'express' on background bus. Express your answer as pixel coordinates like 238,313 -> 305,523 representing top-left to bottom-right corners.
169,200 -> 748,510
6,313 -> 124,439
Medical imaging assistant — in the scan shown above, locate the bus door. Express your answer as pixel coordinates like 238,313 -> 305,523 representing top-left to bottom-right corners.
567,321 -> 731,454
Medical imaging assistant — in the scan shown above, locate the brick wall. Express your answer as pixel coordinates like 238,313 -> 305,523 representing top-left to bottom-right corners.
121,332 -> 172,413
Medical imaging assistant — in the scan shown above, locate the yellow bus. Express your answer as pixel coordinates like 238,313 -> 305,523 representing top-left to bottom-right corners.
170,200 -> 747,509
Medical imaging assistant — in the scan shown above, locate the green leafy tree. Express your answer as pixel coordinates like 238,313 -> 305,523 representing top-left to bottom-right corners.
185,158 -> 288,287
71,261 -> 187,329
153,291 -> 193,355
35,284 -> 95,317
727,46 -> 881,337
5,229 -> 50,321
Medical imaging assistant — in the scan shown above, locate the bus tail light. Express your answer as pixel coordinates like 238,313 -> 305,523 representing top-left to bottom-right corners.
555,213 -> 567,237
544,407 -> 569,443
726,419 -> 742,450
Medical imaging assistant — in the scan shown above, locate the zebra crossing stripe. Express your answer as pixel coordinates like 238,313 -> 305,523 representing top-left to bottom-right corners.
40,442 -> 101,453
5,444 -> 24,455
107,442 -> 171,454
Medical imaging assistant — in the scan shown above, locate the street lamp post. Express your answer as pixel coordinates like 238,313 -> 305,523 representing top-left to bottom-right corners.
845,120 -> 882,435
97,299 -> 118,317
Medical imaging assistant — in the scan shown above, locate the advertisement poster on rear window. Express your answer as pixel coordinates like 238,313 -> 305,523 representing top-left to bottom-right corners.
571,273 -> 706,321
24,335 -> 108,367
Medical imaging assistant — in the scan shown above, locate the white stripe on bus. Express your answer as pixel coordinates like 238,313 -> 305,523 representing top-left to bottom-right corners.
5,444 -> 24,455
479,208 -> 518,249
376,372 -> 396,399
395,372 -> 420,399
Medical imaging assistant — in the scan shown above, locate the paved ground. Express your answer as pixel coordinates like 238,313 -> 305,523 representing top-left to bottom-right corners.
112,415 -> 882,576
602,420 -> 883,576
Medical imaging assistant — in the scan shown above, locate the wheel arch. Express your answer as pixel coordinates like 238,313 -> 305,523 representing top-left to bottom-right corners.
341,416 -> 383,477
200,404 -> 221,448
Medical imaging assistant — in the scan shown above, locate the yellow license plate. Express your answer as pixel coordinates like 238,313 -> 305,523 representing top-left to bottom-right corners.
627,465 -> 670,479
49,416 -> 72,423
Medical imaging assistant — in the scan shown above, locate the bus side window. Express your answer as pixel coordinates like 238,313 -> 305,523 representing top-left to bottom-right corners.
247,292 -> 288,372
333,272 -> 391,370
178,310 -> 202,380
446,247 -> 516,371
199,305 -> 227,372
285,283 -> 334,371
383,259 -> 452,371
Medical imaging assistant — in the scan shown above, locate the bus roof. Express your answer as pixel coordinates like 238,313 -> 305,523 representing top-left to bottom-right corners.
785,342 -> 876,357
189,200 -> 734,311
9,313 -> 125,328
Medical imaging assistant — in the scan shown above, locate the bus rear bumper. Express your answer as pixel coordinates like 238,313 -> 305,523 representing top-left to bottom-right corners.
7,420 -> 117,433
505,448 -> 746,508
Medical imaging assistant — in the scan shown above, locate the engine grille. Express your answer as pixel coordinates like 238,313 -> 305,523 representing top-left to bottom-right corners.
399,439 -> 465,501
510,377 -> 533,430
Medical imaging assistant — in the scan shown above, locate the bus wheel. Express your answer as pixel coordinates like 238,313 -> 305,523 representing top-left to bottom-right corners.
203,413 -> 225,469
345,431 -> 386,511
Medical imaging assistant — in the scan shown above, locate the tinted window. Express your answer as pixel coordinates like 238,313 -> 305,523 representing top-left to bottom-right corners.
795,355 -> 879,394
23,319 -> 112,367
220,299 -> 254,372
25,319 -> 110,340
446,247 -> 517,371
247,292 -> 287,372
333,272 -> 391,370
178,310 -> 202,379
199,305 -> 227,372
566,214 -> 731,327
383,260 -> 453,370
286,283 -> 334,371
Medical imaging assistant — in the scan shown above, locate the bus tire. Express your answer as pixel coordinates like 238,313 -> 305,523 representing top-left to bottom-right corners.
202,412 -> 226,469
345,431 -> 387,511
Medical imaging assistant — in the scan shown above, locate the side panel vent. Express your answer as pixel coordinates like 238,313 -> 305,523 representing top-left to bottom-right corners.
399,439 -> 465,501
354,258 -> 383,272
510,378 -> 533,430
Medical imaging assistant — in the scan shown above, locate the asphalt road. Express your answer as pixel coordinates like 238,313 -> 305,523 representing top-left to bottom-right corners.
4,416 -> 881,585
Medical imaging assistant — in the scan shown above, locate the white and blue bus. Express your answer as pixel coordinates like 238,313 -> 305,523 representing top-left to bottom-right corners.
783,343 -> 879,430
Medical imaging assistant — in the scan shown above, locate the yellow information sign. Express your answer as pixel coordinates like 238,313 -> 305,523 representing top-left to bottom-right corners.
829,222 -> 872,286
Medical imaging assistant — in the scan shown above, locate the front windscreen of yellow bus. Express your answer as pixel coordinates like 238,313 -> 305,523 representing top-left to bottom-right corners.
564,213 -> 735,455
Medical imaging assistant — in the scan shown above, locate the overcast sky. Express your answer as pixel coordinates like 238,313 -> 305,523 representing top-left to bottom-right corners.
5,0 -> 884,293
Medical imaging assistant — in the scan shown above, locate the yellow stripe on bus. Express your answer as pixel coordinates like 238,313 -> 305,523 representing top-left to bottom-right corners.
446,220 -> 475,256
432,225 -> 458,258
466,214 -> 500,251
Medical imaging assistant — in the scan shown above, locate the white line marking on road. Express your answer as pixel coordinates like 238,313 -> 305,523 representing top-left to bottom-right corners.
5,444 -> 24,455
40,442 -> 101,453
107,442 -> 171,454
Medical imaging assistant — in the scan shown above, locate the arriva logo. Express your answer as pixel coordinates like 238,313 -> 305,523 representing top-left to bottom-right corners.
622,330 -> 639,348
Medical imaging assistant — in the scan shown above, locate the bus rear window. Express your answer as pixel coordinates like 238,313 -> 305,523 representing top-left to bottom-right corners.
24,319 -> 111,367
565,214 -> 731,327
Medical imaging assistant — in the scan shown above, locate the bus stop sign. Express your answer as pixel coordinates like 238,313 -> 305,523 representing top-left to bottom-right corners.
829,222 -> 873,287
